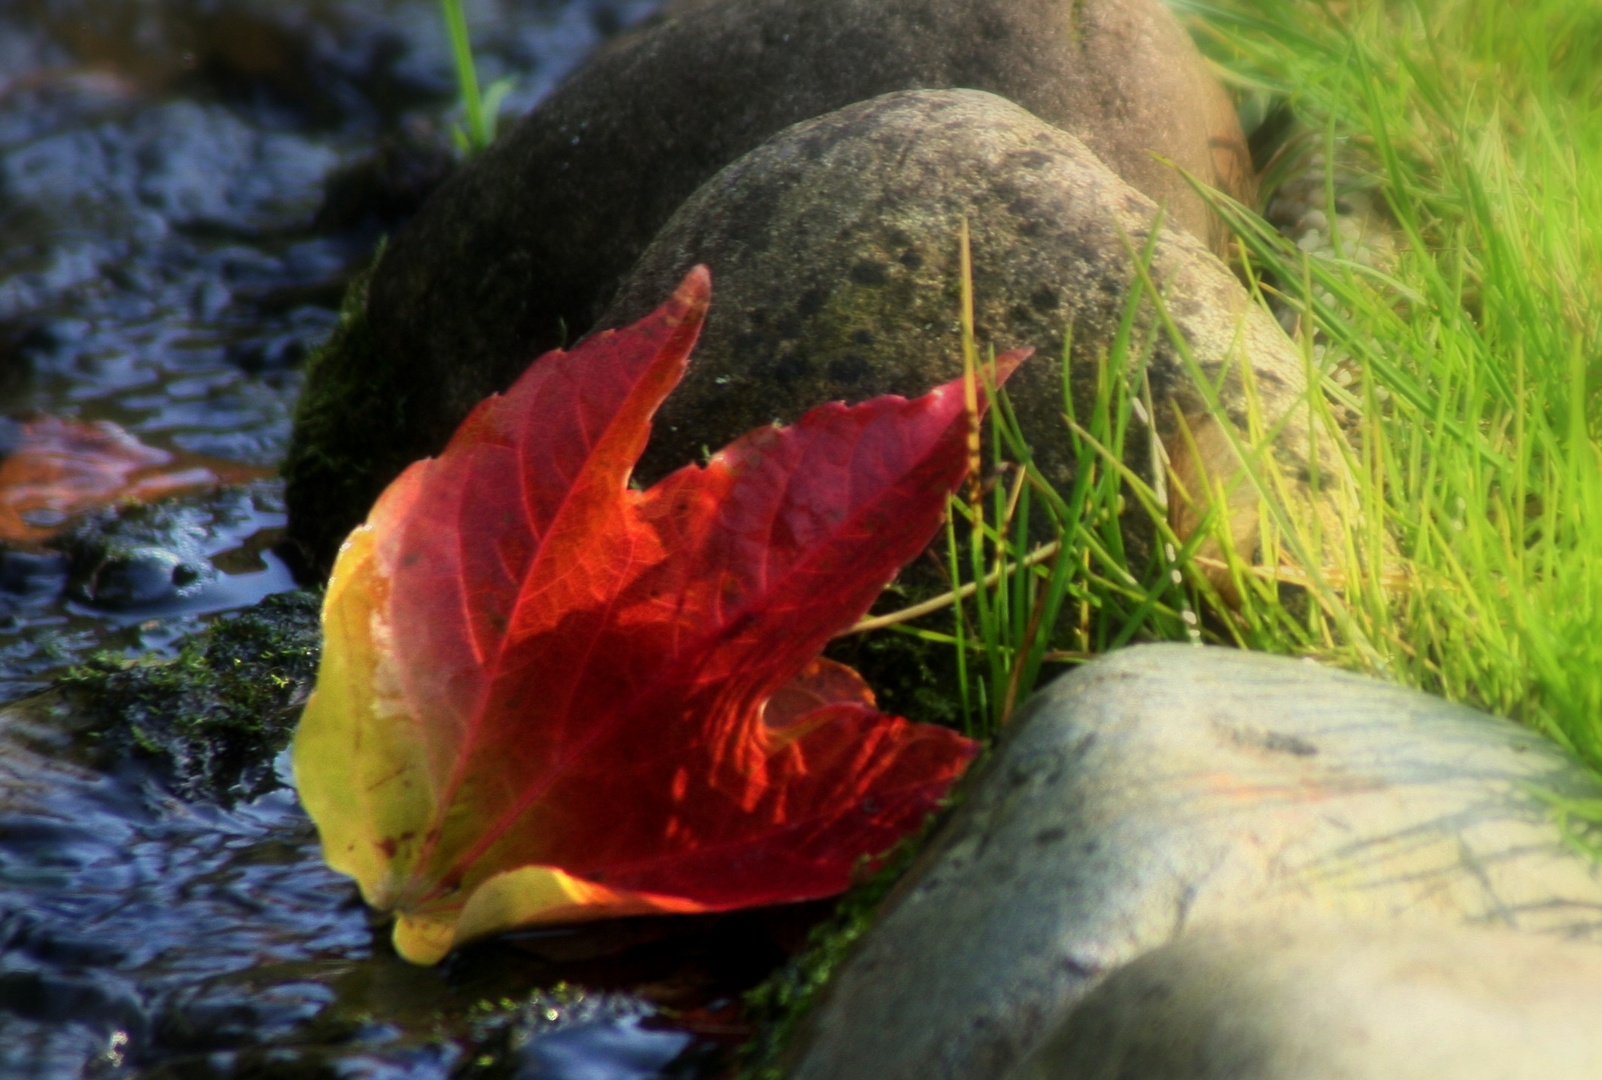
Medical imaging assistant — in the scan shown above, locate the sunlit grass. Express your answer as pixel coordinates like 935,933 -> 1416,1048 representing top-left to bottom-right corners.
1171,0 -> 1602,763
878,0 -> 1602,756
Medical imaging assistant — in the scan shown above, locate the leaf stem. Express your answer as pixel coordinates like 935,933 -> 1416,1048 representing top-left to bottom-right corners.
839,542 -> 1063,636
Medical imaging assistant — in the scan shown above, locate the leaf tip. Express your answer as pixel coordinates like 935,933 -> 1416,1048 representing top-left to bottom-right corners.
392,911 -> 458,966
670,264 -> 713,324
992,345 -> 1033,386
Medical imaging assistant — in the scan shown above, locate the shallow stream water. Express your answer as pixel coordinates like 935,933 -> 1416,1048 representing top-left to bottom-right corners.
0,3 -> 794,1075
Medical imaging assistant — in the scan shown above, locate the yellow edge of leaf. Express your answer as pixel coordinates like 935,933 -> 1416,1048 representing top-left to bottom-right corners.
293,517 -> 434,915
292,523 -> 391,895
393,865 -> 713,965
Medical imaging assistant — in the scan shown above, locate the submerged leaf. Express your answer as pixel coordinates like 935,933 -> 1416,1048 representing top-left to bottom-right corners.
294,267 -> 1026,963
0,417 -> 269,544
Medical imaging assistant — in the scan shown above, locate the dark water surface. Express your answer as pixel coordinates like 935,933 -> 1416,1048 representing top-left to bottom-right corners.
0,3 -> 788,1076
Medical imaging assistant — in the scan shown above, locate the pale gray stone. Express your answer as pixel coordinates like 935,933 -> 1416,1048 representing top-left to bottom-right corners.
781,645 -> 1602,1080
1015,916 -> 1602,1080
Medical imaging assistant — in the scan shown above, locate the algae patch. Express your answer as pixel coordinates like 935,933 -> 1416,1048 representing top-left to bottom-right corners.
58,590 -> 322,802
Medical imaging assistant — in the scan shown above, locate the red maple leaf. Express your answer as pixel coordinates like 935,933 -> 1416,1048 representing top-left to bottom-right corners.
293,267 -> 1026,963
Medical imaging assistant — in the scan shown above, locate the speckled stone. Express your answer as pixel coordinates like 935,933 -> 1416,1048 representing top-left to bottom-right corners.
598,90 -> 1337,577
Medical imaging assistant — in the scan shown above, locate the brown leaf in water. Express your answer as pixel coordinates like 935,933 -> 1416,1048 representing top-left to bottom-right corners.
0,416 -> 270,544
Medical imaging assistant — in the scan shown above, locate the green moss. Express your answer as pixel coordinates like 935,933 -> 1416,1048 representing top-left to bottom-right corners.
58,590 -> 322,802
734,786 -> 972,1080
282,243 -> 421,577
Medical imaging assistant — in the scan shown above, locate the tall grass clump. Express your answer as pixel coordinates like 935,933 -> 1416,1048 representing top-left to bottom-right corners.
874,0 -> 1602,760
842,223 -> 1216,742
1162,0 -> 1602,765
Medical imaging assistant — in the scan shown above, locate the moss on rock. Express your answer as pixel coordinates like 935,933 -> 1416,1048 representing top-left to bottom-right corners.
736,806 -> 957,1080
280,251 -> 419,576
58,590 -> 322,802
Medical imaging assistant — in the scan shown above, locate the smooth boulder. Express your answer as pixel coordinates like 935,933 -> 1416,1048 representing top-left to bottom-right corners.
780,645 -> 1602,1080
598,89 -> 1319,504
1015,917 -> 1602,1080
284,0 -> 1251,572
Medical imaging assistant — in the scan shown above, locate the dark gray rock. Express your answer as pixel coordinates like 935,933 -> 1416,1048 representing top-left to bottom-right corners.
37,484 -> 292,616
284,0 -> 1252,572
1015,917 -> 1602,1080
780,645 -> 1602,1080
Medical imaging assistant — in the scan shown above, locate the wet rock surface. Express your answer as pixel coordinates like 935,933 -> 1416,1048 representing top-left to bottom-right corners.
1,0 -> 658,587
54,503 -> 217,610
0,0 -> 656,689
0,486 -> 294,698
0,83 -> 346,463
283,0 -> 1251,571
781,645 -> 1602,1080
1015,916 -> 1602,1080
